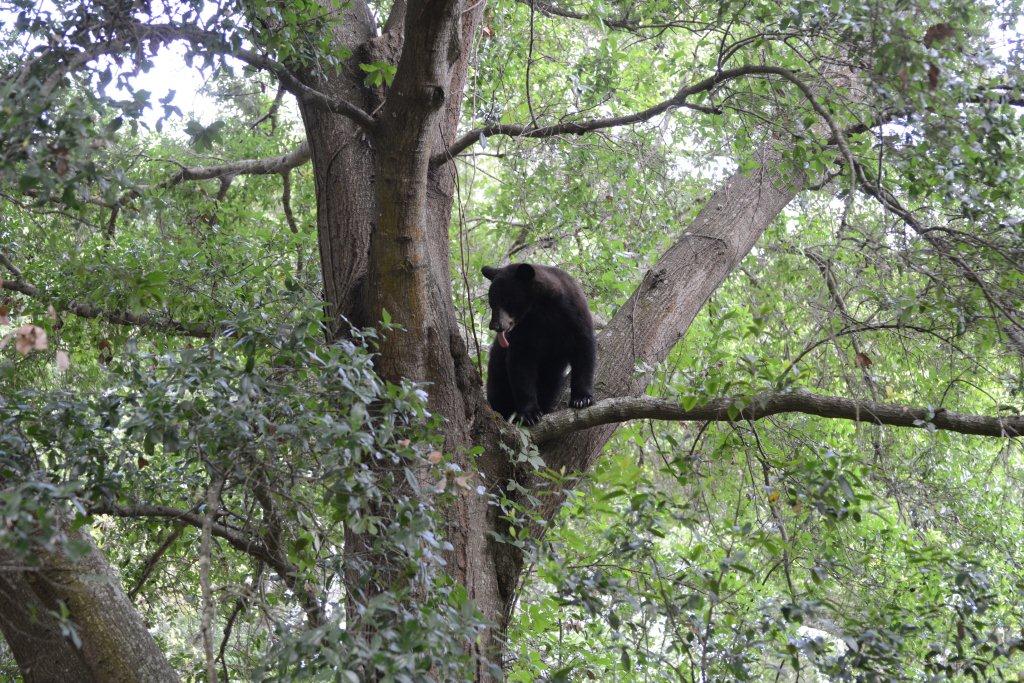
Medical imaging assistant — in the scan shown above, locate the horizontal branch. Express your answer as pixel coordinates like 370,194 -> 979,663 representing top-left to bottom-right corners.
94,143 -> 311,211
90,503 -> 273,564
1,278 -> 215,338
435,64 -> 825,165
517,0 -> 678,31
166,142 -> 310,184
529,390 -> 1024,442
16,21 -> 373,130
91,502 -> 324,624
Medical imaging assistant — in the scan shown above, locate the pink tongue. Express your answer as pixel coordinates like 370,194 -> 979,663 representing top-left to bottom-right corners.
497,331 -> 510,348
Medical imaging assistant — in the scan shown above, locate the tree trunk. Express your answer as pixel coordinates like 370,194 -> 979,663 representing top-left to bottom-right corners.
299,2 -> 509,675
0,526 -> 179,682
296,2 -> 379,332
299,3 -> 819,675
0,564 -> 93,682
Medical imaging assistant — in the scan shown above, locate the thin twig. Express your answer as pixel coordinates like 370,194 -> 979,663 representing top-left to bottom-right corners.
200,473 -> 226,683
128,523 -> 186,600
217,563 -> 263,681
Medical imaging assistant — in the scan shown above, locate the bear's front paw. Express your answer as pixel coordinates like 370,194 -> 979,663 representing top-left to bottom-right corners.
516,406 -> 544,426
570,394 -> 594,409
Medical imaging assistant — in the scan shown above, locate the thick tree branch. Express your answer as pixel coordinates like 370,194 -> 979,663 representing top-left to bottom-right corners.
1,278 -> 215,338
29,521 -> 179,681
529,390 -> 1024,442
90,503 -> 269,559
530,59 -> 861,512
435,65 -> 837,165
0,564 -> 93,680
383,0 -> 407,33
0,251 -> 23,279
165,143 -> 311,185
135,23 -> 376,130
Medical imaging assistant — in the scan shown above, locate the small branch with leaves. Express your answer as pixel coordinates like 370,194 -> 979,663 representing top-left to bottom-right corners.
852,161 -> 1024,347
90,501 -> 323,626
135,23 -> 376,130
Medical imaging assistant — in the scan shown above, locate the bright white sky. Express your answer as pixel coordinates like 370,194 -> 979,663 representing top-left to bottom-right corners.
134,43 -> 222,127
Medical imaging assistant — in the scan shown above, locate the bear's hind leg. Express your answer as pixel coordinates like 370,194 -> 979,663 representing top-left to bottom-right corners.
486,345 -> 515,419
537,360 -> 569,415
569,334 -> 596,409
506,348 -> 544,425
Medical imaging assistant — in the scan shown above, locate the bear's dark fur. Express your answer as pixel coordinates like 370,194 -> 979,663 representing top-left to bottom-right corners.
482,262 -> 596,426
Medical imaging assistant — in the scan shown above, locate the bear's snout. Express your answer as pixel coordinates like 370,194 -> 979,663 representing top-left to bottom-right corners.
489,308 -> 514,332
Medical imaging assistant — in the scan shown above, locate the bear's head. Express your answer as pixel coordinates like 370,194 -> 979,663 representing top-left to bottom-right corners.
481,263 -> 538,348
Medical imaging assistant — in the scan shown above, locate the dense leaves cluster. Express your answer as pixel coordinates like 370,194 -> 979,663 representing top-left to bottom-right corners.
1,305 -> 485,679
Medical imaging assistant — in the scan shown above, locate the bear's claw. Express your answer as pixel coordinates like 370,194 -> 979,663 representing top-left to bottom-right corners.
516,408 -> 544,426
570,395 -> 594,409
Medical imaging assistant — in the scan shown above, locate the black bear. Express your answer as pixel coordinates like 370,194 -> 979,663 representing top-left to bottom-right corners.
482,262 -> 596,426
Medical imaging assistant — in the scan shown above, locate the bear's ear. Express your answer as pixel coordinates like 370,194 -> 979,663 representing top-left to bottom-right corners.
514,263 -> 535,282
481,266 -> 498,280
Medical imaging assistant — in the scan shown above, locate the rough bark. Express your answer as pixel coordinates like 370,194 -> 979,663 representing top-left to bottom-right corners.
333,3 -> 509,675
0,526 -> 178,682
296,1 -> 379,332
369,0 -> 465,392
406,4 -> 517,674
0,563 -> 93,682
37,527 -> 179,682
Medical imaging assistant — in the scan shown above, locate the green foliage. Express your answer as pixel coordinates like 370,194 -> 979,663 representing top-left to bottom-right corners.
359,61 -> 397,88
452,2 -> 1024,679
1,0 -> 1024,679
1,304 -> 485,679
185,120 -> 228,152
